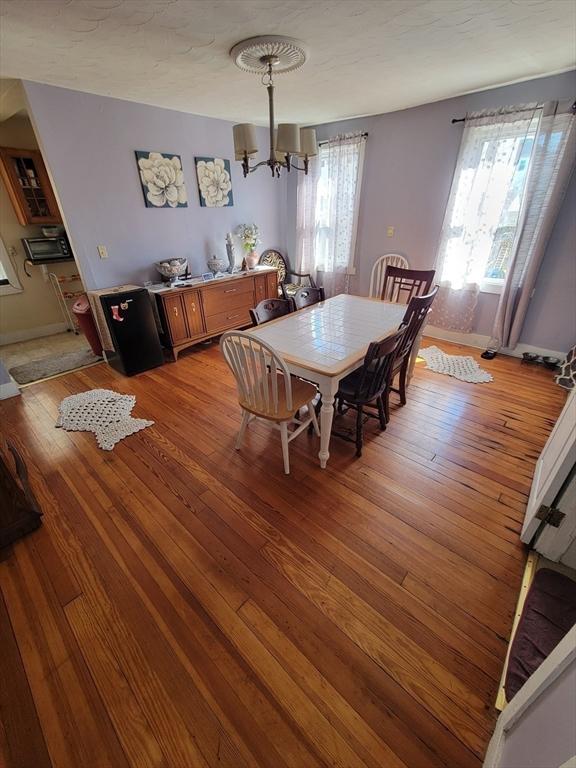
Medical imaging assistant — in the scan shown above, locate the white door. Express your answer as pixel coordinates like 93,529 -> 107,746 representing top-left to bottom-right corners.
483,627 -> 576,768
536,470 -> 576,564
522,389 -> 576,555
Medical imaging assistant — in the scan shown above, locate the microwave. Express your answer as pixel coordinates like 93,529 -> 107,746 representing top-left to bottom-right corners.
21,235 -> 73,264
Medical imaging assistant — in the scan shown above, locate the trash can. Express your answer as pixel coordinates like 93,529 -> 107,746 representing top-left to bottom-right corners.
72,295 -> 103,357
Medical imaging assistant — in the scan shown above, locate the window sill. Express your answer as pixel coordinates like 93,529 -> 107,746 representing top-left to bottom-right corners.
0,283 -> 23,296
480,281 -> 504,295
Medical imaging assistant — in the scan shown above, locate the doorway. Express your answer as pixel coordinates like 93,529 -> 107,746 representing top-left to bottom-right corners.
0,94 -> 99,390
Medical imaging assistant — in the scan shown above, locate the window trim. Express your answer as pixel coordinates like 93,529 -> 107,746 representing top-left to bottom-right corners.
480,278 -> 504,295
0,238 -> 23,296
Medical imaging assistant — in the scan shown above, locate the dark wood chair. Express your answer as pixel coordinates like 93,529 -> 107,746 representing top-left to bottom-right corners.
332,327 -> 406,457
292,286 -> 325,310
381,266 -> 435,303
259,249 -> 317,299
1,441 -> 43,551
250,297 -> 294,326
383,286 -> 439,420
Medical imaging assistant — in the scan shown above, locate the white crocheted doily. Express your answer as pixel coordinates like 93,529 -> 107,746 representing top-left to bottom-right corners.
418,346 -> 493,384
56,388 -> 154,450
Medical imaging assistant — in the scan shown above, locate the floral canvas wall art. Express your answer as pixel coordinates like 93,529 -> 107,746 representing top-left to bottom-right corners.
195,157 -> 233,208
135,151 -> 188,208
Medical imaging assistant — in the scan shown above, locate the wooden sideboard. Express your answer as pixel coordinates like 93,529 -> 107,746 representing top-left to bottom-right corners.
155,268 -> 278,359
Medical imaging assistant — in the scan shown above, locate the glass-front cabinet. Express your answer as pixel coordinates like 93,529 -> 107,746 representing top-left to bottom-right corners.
0,147 -> 62,226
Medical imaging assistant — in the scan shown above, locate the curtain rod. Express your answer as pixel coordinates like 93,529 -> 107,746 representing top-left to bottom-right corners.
318,132 -> 368,145
451,100 -> 575,124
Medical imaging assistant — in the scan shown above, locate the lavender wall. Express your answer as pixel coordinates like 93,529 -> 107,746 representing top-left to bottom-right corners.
23,82 -> 287,291
287,70 -> 576,353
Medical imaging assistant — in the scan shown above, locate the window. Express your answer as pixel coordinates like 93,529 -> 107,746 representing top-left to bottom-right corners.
314,138 -> 364,271
295,132 -> 366,295
436,109 -> 541,292
0,238 -> 22,295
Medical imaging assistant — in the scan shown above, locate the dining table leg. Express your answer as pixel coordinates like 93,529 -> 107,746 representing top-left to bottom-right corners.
318,376 -> 339,469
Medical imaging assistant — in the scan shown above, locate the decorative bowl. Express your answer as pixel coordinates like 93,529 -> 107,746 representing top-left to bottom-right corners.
207,255 -> 227,274
155,258 -> 188,281
522,352 -> 539,364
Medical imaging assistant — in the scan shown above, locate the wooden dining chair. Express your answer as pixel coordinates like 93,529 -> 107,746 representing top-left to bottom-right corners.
220,331 -> 320,475
292,286 -> 326,310
332,327 -> 406,457
381,266 -> 435,303
259,249 -> 317,299
369,254 -> 409,298
250,297 -> 294,326
382,287 -> 439,421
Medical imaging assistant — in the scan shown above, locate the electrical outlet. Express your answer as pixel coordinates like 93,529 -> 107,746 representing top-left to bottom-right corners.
97,245 -> 109,259
386,226 -> 395,237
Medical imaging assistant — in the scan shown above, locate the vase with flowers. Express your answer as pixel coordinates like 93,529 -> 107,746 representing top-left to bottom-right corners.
237,223 -> 260,269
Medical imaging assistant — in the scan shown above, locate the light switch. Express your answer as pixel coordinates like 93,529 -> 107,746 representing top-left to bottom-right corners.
97,245 -> 109,259
386,226 -> 395,237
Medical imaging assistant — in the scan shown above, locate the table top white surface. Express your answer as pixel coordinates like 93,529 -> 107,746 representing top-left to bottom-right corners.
247,294 -> 407,376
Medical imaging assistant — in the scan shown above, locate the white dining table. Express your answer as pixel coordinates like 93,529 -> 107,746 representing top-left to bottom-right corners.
247,294 -> 407,468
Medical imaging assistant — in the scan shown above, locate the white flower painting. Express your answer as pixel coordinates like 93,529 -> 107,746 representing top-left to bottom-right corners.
136,151 -> 188,208
195,157 -> 234,208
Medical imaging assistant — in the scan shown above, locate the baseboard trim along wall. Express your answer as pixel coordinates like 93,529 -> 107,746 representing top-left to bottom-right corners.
0,378 -> 20,400
0,322 -> 68,346
425,325 -> 567,361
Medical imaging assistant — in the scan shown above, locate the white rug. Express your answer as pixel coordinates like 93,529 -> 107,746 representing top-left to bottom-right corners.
418,346 -> 493,383
56,388 -> 154,450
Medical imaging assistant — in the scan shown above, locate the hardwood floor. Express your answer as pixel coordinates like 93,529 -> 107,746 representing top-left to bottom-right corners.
0,339 -> 566,768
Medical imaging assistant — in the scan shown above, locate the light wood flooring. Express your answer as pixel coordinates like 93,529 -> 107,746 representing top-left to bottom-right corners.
0,339 -> 566,768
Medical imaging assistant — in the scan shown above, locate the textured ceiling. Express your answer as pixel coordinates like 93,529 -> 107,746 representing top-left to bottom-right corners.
0,0 -> 575,125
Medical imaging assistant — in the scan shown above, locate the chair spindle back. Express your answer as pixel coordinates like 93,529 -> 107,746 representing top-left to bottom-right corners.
352,327 -> 407,403
369,254 -> 409,299
382,266 -> 436,303
220,331 -> 293,414
395,287 -> 439,364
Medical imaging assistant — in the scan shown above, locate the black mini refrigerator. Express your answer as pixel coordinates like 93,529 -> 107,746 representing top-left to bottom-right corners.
100,288 -> 164,376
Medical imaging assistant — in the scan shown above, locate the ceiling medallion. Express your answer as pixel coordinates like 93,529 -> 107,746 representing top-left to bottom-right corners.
230,35 -> 317,179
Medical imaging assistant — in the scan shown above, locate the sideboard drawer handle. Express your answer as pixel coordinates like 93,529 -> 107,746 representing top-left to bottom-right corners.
173,306 -> 178,316
224,288 -> 237,293
227,313 -> 240,320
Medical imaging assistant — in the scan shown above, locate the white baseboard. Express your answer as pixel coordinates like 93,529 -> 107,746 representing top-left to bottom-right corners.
0,322 -> 69,346
425,326 -> 491,350
425,326 -> 566,360
506,342 -> 567,361
0,377 -> 20,400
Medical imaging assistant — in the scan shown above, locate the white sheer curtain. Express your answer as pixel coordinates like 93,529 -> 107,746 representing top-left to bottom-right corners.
294,147 -> 320,280
430,105 -> 541,332
489,100 -> 576,351
295,132 -> 366,297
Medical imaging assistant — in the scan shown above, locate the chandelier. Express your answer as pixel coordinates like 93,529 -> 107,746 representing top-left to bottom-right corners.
230,36 -> 318,178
